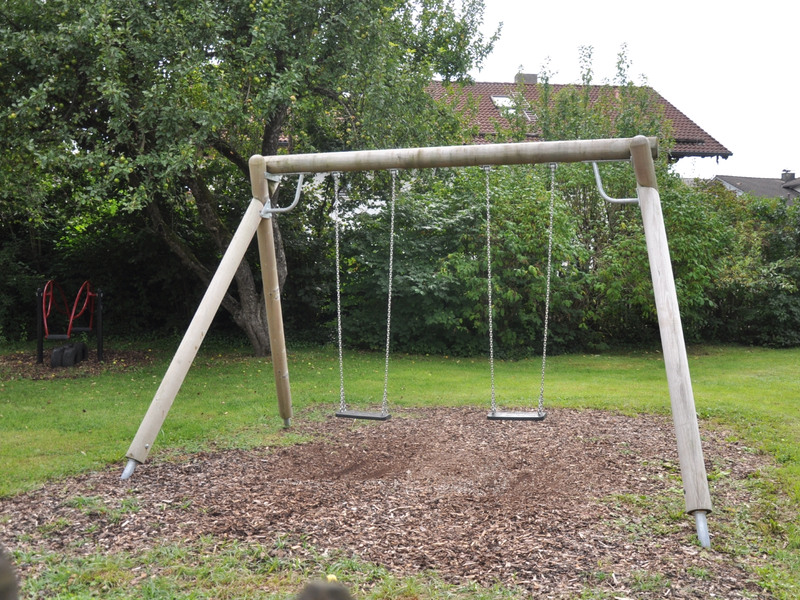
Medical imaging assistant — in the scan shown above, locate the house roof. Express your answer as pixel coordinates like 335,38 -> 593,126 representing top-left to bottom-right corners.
428,80 -> 732,160
714,174 -> 800,203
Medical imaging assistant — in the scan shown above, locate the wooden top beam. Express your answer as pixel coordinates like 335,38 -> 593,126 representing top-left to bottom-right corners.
255,137 -> 658,175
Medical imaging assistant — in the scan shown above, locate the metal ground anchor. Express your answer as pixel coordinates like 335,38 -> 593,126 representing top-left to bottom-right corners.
694,510 -> 710,548
121,458 -> 139,480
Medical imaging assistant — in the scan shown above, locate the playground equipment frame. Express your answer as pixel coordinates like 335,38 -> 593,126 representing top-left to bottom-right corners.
121,135 -> 713,547
36,281 -> 104,364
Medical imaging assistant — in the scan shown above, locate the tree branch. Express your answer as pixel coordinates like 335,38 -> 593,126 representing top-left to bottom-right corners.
262,104 -> 289,157
311,86 -> 359,123
146,201 -> 212,285
0,9 -> 22,32
311,86 -> 340,103
210,138 -> 250,180
184,173 -> 232,252
146,200 -> 241,315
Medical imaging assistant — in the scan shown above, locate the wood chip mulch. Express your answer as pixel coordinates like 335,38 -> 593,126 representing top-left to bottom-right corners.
0,407 -> 774,598
0,348 -> 154,381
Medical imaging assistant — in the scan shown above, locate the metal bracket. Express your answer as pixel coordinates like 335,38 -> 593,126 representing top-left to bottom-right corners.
260,173 -> 305,218
591,162 -> 639,205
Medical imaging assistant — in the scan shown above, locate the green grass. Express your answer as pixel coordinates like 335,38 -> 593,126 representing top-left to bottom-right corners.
12,536 -> 525,600
1,341 -> 799,598
1,344 -> 799,500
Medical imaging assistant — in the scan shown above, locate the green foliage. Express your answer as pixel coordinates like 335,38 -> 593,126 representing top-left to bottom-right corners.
479,45 -> 800,350
327,45 -> 800,355
0,203 -> 214,340
0,0 -> 496,210
708,190 -> 800,346
0,236 -> 41,342
340,169 -> 488,355
2,19 -> 798,355
0,0 -> 497,349
334,165 -> 587,357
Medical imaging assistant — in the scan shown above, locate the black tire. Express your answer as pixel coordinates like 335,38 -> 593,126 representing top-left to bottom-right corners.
73,342 -> 88,364
50,346 -> 65,368
61,345 -> 77,367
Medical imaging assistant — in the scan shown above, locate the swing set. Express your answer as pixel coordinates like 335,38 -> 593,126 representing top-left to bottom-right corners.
119,136 -> 713,548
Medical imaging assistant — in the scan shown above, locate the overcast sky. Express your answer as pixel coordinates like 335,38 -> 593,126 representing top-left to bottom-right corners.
469,0 -> 796,180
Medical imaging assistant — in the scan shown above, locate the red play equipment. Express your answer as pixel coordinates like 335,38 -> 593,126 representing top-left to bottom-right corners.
36,280 -> 104,365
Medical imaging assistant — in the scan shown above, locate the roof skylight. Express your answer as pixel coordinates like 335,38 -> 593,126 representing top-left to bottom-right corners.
491,96 -> 513,109
491,96 -> 535,121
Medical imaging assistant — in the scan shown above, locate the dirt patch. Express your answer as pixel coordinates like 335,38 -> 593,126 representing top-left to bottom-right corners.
0,407 -> 774,598
0,348 -> 155,381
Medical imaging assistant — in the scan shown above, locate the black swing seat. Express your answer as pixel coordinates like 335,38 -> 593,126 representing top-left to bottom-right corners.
487,411 -> 546,421
336,410 -> 391,421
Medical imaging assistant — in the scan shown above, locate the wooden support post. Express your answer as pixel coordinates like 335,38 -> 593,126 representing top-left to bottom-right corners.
630,136 -> 712,518
124,199 -> 264,466
250,155 -> 293,427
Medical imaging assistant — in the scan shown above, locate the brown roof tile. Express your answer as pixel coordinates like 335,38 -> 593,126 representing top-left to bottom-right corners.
428,81 -> 732,160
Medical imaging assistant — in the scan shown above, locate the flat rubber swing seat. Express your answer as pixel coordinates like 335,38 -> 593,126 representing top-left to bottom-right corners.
487,411 -> 546,421
336,411 -> 391,421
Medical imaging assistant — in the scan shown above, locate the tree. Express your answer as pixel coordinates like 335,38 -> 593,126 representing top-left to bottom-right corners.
334,46 -> 800,354
0,0 -> 496,354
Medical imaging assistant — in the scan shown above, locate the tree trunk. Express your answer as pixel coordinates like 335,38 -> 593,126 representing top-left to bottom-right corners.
189,174 -> 278,356
271,216 -> 288,287
230,258 -> 272,357
147,186 -> 274,357
177,104 -> 291,356
260,106 -> 290,291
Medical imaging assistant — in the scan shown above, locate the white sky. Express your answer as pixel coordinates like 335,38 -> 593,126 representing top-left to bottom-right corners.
469,0 -> 797,180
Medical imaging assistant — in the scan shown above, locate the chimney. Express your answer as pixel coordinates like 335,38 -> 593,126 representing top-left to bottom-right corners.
781,170 -> 795,182
514,73 -> 538,85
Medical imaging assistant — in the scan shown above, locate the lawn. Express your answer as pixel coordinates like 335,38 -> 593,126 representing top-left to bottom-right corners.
1,340 -> 798,598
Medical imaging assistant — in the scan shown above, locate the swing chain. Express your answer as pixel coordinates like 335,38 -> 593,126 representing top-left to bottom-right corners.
537,163 -> 557,415
381,170 -> 399,416
333,172 -> 347,413
483,166 -> 497,414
